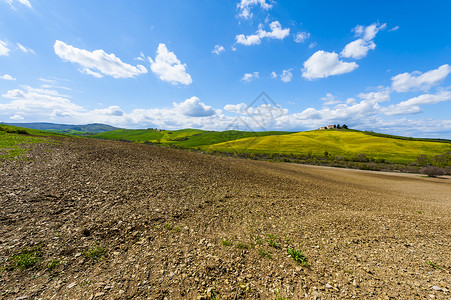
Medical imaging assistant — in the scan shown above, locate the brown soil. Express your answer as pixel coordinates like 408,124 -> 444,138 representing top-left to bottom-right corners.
0,136 -> 450,299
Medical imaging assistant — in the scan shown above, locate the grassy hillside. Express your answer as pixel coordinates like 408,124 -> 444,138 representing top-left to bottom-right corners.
5,122 -> 120,134
91,128 -> 292,147
0,125 -> 54,160
207,129 -> 451,163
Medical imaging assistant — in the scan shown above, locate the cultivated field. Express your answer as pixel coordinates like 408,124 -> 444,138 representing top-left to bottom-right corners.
0,136 -> 450,299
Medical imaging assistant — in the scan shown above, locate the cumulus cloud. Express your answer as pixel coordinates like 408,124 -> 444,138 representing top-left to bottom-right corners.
236,0 -> 273,19
1,74 -> 16,80
212,45 -> 225,55
341,39 -> 375,59
54,40 -> 148,79
173,97 -> 216,117
17,43 -> 35,54
302,50 -> 358,80
1,84 -> 451,137
149,43 -> 192,85
93,105 -> 124,116
341,23 -> 385,59
242,72 -> 259,82
384,90 -> 451,115
1,86 -> 83,120
391,64 -> 451,92
294,32 -> 310,43
280,69 -> 293,82
223,103 -> 248,114
0,40 -> 10,56
236,21 -> 290,46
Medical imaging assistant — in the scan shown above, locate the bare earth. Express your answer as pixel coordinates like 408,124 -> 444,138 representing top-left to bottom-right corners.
0,137 -> 450,299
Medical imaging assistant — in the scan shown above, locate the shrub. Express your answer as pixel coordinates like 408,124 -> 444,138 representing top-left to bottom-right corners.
354,153 -> 369,162
421,166 -> 445,177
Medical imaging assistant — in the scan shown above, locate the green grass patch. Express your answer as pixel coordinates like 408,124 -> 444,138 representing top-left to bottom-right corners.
11,245 -> 43,269
235,242 -> 249,250
221,238 -> 232,247
83,245 -> 105,260
258,249 -> 273,259
0,131 -> 48,160
426,261 -> 444,270
0,125 -> 58,161
47,259 -> 62,270
266,234 -> 281,249
287,247 -> 308,267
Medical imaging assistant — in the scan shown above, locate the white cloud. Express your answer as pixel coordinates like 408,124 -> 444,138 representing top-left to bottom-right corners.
271,71 -> 277,78
391,64 -> 451,92
93,105 -> 124,116
1,74 -> 16,80
280,69 -> 293,82
389,26 -> 399,32
149,43 -> 192,85
80,68 -> 103,78
54,40 -> 148,79
174,97 -> 216,117
242,72 -> 259,82
384,90 -> 451,115
17,43 -> 35,54
236,21 -> 290,46
320,93 -> 340,106
340,39 -> 376,59
302,50 -> 358,80
236,0 -> 273,19
308,42 -> 317,48
10,114 -> 24,120
5,0 -> 32,9
212,45 -> 225,55
294,32 -> 310,43
223,103 -> 248,114
353,23 -> 386,41
134,51 -> 145,61
341,23 -> 385,59
0,40 -> 10,56
1,84 -> 451,137
1,86 -> 83,119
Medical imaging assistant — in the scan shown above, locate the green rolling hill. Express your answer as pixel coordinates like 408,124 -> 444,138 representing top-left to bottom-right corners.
206,129 -> 451,163
91,127 -> 451,164
91,128 -> 292,148
2,122 -> 450,165
5,122 -> 120,134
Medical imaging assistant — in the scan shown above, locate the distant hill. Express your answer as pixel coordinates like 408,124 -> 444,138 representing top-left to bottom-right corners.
4,122 -> 120,134
91,128 -> 293,147
91,128 -> 451,164
207,129 -> 451,163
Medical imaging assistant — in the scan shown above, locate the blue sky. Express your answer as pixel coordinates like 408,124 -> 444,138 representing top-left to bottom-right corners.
1,0 -> 450,138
